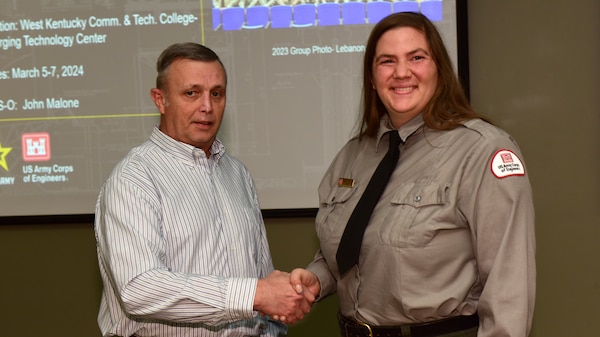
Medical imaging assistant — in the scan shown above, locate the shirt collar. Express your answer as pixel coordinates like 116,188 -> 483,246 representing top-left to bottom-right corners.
375,114 -> 425,151
150,126 -> 225,163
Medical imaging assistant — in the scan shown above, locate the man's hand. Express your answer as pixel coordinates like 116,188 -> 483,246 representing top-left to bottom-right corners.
254,270 -> 312,324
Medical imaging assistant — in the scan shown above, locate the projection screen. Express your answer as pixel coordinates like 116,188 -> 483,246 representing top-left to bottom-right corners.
0,0 -> 464,220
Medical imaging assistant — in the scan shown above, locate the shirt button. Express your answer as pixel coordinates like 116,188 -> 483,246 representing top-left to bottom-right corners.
414,195 -> 421,202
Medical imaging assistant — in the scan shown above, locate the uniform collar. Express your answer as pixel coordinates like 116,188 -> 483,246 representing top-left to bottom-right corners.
375,114 -> 425,151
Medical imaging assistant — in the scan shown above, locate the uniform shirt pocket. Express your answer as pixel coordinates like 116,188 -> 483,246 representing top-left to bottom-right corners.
316,186 -> 357,242
379,182 -> 449,247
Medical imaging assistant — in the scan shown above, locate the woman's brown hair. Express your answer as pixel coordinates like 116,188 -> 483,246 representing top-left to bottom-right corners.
359,12 -> 488,138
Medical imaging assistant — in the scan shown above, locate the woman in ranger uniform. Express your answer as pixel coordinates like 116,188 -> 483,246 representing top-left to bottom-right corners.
290,12 -> 536,337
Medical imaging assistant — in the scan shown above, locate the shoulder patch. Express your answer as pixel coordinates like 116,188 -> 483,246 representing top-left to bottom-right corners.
490,149 -> 525,178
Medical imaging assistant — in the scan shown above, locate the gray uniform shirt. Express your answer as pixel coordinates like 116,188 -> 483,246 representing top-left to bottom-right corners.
307,114 -> 535,337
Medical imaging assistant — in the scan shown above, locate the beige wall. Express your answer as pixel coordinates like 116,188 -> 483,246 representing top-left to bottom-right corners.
1,1 -> 599,336
468,1 -> 600,336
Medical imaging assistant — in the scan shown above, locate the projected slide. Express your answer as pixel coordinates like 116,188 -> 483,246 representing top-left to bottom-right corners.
0,0 -> 457,218
212,0 -> 443,31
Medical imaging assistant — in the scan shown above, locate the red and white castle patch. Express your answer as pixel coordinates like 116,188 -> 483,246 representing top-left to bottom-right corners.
490,149 -> 525,178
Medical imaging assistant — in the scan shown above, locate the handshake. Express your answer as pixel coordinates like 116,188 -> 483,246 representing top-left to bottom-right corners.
253,268 -> 321,325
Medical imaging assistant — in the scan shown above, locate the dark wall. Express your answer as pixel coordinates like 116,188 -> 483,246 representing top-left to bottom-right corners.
1,1 -> 599,336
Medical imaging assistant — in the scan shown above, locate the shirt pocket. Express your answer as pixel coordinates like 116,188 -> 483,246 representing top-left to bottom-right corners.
316,186 -> 357,242
379,182 -> 449,247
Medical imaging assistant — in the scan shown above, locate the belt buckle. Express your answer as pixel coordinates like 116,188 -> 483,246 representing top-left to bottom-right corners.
357,321 -> 373,337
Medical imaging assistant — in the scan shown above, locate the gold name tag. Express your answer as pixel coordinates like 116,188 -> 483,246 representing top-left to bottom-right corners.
338,178 -> 355,188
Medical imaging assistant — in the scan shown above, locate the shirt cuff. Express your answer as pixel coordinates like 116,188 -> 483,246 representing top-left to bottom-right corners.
226,277 -> 258,321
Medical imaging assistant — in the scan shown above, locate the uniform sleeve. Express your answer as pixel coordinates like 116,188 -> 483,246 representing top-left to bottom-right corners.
306,249 -> 338,300
304,141 -> 358,300
95,175 -> 257,326
459,134 -> 536,337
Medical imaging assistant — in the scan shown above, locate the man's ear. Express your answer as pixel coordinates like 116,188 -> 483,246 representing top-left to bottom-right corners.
150,88 -> 166,114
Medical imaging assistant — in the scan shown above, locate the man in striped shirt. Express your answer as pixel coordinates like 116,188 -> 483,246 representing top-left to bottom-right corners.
94,42 -> 312,337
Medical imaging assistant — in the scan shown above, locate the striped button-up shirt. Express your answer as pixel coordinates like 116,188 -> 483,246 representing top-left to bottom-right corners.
95,127 -> 285,337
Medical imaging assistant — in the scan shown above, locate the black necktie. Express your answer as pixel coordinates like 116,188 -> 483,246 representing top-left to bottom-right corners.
336,130 -> 401,275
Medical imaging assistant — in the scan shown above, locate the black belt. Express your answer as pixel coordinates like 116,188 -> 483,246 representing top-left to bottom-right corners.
338,313 -> 479,337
